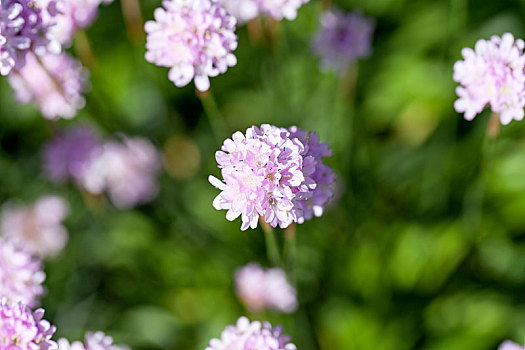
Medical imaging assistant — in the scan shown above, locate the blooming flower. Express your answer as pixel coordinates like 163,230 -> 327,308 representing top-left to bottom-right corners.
499,341 -> 525,350
209,124 -> 334,230
42,125 -> 100,184
47,0 -> 113,46
453,33 -> 525,125
80,136 -> 161,209
256,0 -> 308,21
0,298 -> 57,350
217,0 -> 258,24
1,195 -> 69,258
58,331 -> 128,350
8,51 -> 87,119
312,8 -> 374,73
0,0 -> 59,75
0,238 -> 45,307
144,0 -> 238,91
235,263 -> 297,313
206,316 -> 296,350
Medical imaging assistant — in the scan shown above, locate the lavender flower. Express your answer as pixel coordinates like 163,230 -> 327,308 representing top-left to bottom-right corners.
312,8 -> 374,73
0,195 -> 69,258
206,317 -> 296,350
235,263 -> 297,313
42,125 -> 100,184
47,0 -> 114,46
0,298 -> 57,350
218,0 -> 258,24
209,124 -> 334,230
0,0 -> 59,75
0,238 -> 45,307
80,136 -> 161,209
8,51 -> 87,119
256,0 -> 308,21
499,341 -> 525,350
144,0 -> 238,91
58,331 -> 128,350
453,33 -> 525,124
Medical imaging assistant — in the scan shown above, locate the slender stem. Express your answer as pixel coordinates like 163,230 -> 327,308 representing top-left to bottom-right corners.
283,223 -> 297,285
260,217 -> 283,267
198,89 -> 228,141
247,17 -> 264,42
120,0 -> 144,44
73,30 -> 96,69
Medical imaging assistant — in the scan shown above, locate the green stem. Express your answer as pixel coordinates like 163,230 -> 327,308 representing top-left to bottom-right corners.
198,91 -> 228,141
260,218 -> 283,267
283,223 -> 297,285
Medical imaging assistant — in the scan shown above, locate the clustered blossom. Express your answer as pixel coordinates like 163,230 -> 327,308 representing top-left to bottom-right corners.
80,136 -> 162,209
144,0 -> 238,91
453,33 -> 525,125
0,195 -> 69,258
42,125 -> 100,184
0,238 -> 45,307
58,331 -> 128,350
218,0 -> 258,24
209,124 -> 334,230
8,51 -> 87,119
206,317 -> 296,350
0,0 -> 59,75
312,8 -> 374,73
218,0 -> 308,23
499,341 -> 525,350
0,298 -> 57,350
47,0 -> 114,46
235,263 -> 297,313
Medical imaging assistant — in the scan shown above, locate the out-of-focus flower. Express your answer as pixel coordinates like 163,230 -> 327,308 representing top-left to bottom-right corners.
312,8 -> 374,73
453,33 -> 525,125
0,0 -> 59,75
48,0 -> 114,46
499,341 -> 525,350
42,125 -> 100,184
256,0 -> 308,21
209,124 -> 334,230
218,0 -> 258,24
8,51 -> 87,119
80,136 -> 161,209
58,331 -> 128,350
206,316 -> 296,350
0,238 -> 45,307
235,263 -> 297,313
144,0 -> 238,91
1,195 -> 69,259
0,298 -> 57,350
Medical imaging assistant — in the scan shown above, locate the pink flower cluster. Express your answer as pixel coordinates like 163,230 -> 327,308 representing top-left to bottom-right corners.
58,331 -> 128,350
499,341 -> 525,350
453,33 -> 525,125
80,136 -> 162,209
235,263 -> 297,313
0,238 -> 45,307
1,195 -> 69,259
209,124 -> 334,230
219,0 -> 308,23
8,52 -> 87,120
144,0 -> 238,91
0,298 -> 57,350
206,317 -> 296,350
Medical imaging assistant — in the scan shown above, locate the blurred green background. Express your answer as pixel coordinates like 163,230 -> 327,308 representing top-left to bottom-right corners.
2,0 -> 525,349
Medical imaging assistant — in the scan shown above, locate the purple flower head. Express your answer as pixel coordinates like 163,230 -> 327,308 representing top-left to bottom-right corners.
453,33 -> 525,125
218,0 -> 258,24
0,238 -> 45,308
0,298 -> 57,350
0,0 -> 60,75
0,195 -> 69,259
58,331 -> 128,350
144,0 -> 238,91
80,136 -> 162,209
42,125 -> 100,184
312,8 -> 374,73
206,317 -> 296,350
48,0 -> 114,46
499,341 -> 525,350
235,263 -> 297,313
255,0 -> 308,21
8,51 -> 87,119
209,124 -> 334,230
